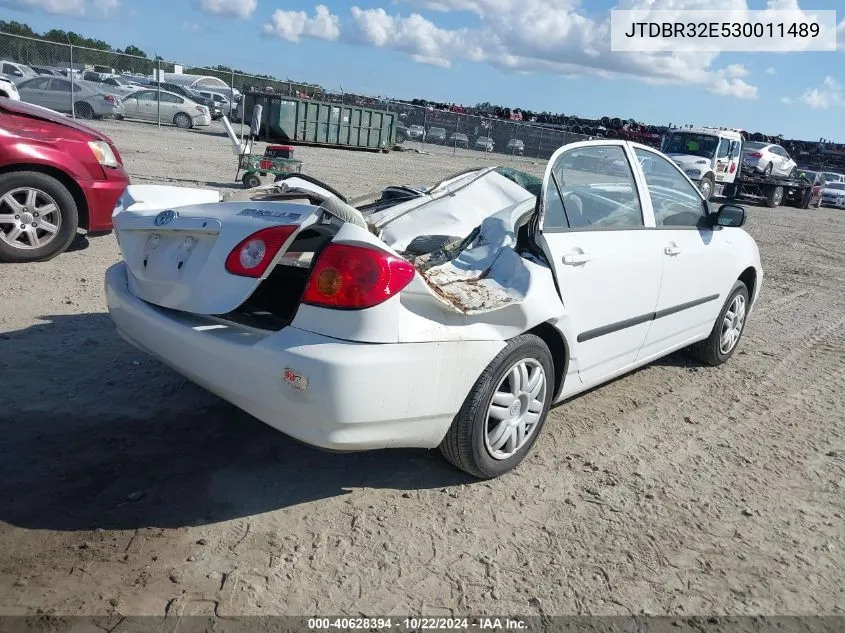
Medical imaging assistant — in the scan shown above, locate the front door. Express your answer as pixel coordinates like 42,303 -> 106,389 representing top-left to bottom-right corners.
536,142 -> 664,386
632,147 -> 736,358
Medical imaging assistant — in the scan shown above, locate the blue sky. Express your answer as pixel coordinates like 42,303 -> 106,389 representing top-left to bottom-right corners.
2,0 -> 844,141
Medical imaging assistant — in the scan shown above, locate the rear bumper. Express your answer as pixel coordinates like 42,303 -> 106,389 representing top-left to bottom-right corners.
105,263 -> 503,451
821,198 -> 845,208
193,114 -> 212,127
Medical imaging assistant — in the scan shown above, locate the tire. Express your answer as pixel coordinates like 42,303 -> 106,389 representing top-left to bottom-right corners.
788,167 -> 797,179
439,334 -> 555,479
74,102 -> 94,119
763,162 -> 773,177
173,113 -> 192,129
0,171 -> 79,263
698,174 -> 714,201
689,280 -> 749,366
765,185 -> 783,208
242,172 -> 261,189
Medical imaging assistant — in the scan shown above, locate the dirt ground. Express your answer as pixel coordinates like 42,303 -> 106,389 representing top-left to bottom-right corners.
1,119 -> 844,618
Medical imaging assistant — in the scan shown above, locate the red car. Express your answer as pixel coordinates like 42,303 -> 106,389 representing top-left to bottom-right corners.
0,98 -> 129,262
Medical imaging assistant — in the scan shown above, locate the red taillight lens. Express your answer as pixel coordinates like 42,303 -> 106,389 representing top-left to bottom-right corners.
302,243 -> 415,310
225,225 -> 297,278
104,95 -> 116,103
747,152 -> 762,158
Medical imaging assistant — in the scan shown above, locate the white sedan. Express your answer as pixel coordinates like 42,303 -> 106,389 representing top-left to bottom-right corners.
105,140 -> 763,479
121,88 -> 211,128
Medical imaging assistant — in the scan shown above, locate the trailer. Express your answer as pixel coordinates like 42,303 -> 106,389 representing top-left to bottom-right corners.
723,169 -> 810,208
661,127 -> 811,208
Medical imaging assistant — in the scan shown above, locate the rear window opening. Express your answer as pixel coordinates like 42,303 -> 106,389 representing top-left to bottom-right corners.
216,223 -> 338,330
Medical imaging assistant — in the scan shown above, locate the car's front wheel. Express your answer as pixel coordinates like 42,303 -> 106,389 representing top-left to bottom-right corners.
689,280 -> 749,366
439,334 -> 554,479
0,171 -> 79,263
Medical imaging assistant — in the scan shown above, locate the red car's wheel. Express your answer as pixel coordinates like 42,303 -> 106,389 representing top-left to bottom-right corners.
0,171 -> 79,263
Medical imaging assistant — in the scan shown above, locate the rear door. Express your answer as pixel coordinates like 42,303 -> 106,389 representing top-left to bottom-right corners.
536,141 -> 663,386
632,146 -> 735,358
47,78 -> 73,111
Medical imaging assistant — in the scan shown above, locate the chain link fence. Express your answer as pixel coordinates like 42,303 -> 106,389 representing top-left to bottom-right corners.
1,30 -> 596,161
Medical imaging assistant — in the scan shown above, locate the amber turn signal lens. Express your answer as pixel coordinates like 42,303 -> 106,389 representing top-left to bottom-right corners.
316,267 -> 342,296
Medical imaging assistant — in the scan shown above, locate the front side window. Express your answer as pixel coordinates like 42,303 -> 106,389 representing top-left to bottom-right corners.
634,148 -> 709,228
544,145 -> 644,230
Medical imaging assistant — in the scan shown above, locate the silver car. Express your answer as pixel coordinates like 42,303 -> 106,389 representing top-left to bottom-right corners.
740,141 -> 798,178
822,172 -> 844,184
15,77 -> 124,118
1,60 -> 38,84
121,88 -> 211,128
821,182 -> 845,209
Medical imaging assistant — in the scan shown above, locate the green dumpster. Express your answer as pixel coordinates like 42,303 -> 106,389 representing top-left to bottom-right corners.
243,93 -> 396,151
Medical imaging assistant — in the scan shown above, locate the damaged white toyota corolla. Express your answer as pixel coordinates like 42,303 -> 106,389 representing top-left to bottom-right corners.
105,140 -> 763,478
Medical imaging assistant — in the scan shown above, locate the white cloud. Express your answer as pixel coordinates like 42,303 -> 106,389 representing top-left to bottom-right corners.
766,67 -> 776,75
263,4 -> 341,42
195,0 -> 256,19
93,0 -> 117,13
348,0 -> 760,99
781,96 -> 792,104
800,76 -> 844,109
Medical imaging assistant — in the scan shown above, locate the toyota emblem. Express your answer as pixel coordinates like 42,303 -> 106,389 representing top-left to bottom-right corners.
154,210 -> 177,226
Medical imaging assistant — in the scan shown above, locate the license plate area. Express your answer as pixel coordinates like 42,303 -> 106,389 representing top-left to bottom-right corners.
132,231 -> 218,282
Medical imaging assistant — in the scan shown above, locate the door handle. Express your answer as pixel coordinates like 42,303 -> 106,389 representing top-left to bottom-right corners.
664,246 -> 681,256
562,253 -> 591,265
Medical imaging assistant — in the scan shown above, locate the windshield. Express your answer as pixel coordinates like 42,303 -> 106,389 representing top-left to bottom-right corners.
826,183 -> 845,190
742,141 -> 768,151
663,133 -> 719,159
823,173 -> 841,181
802,171 -> 818,180
430,127 -> 445,134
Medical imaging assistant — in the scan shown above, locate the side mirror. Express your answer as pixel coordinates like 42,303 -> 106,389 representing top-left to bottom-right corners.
715,204 -> 745,228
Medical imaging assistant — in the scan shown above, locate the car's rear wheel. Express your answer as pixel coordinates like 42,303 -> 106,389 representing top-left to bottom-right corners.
0,171 -> 78,263
174,113 -> 192,129
439,334 -> 554,479
689,280 -> 749,366
74,101 -> 94,119
788,167 -> 797,179
763,162 -> 773,176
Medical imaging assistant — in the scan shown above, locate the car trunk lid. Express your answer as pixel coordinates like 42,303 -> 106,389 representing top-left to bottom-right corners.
114,185 -> 323,315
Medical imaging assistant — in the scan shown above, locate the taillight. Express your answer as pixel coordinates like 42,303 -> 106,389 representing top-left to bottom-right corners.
225,225 -> 297,278
747,152 -> 762,158
104,95 -> 116,103
302,243 -> 415,310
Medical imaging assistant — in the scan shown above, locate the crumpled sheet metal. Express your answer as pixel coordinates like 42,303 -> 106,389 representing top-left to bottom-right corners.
417,202 -> 534,314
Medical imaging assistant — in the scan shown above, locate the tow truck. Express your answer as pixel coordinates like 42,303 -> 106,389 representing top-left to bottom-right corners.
662,126 -> 810,208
